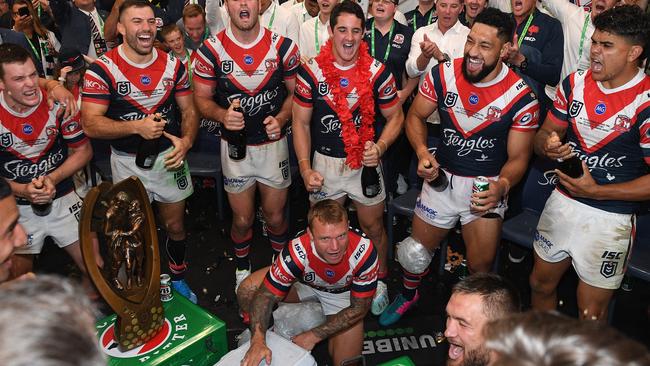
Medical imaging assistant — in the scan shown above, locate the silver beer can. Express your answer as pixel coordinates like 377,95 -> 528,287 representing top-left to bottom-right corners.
160,274 -> 173,302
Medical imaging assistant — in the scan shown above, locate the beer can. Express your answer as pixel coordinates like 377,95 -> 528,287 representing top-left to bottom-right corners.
160,274 -> 173,302
472,176 -> 490,206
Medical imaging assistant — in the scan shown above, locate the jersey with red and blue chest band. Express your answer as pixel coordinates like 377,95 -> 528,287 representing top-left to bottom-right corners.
419,59 -> 540,177
0,88 -> 87,203
82,47 -> 191,154
293,57 -> 399,158
264,229 -> 378,299
549,69 -> 650,214
192,27 -> 300,145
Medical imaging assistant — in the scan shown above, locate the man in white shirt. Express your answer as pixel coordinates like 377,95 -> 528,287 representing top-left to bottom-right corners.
405,0 -> 468,79
299,0 -> 339,60
405,0 -> 469,125
289,0 -> 319,25
541,0 -> 616,94
260,0 -> 300,42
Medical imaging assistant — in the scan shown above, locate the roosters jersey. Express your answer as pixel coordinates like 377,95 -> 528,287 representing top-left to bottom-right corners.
549,69 -> 650,214
0,89 -> 87,203
264,229 -> 378,299
82,46 -> 191,154
419,59 -> 540,176
294,57 -> 399,158
192,27 -> 300,145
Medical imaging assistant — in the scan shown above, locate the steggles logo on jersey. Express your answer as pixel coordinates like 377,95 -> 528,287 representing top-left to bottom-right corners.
442,128 -> 496,157
3,152 -> 65,180
569,100 -> 584,118
0,133 -> 13,148
221,60 -> 233,74
226,89 -> 280,117
117,81 -> 131,96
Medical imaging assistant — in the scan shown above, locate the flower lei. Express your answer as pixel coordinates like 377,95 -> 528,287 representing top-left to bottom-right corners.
315,40 -> 375,169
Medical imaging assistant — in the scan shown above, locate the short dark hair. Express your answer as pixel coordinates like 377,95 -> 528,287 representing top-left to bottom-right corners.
0,43 -> 32,80
119,0 -> 155,21
0,178 -> 11,200
485,311 -> 650,366
593,5 -> 650,63
473,7 -> 514,44
330,0 -> 365,30
308,199 -> 348,231
452,273 -> 520,320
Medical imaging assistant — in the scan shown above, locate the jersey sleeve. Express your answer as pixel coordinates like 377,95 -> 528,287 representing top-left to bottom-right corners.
350,239 -> 378,299
549,74 -> 572,127
639,113 -> 650,165
61,115 -> 88,148
192,39 -> 219,87
174,57 -> 192,96
293,64 -> 314,107
418,64 -> 440,103
373,62 -> 399,110
81,61 -> 111,105
280,38 -> 301,79
511,91 -> 540,132
263,241 -> 304,298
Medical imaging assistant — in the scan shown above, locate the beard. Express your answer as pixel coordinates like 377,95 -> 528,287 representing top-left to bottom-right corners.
461,54 -> 498,83
125,32 -> 154,56
460,346 -> 490,366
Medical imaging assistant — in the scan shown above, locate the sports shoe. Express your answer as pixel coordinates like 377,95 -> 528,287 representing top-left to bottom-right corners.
171,279 -> 198,304
379,291 -> 419,326
371,280 -> 390,315
235,267 -> 251,294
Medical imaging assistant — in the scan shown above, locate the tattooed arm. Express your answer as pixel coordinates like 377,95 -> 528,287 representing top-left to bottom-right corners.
241,285 -> 285,366
291,295 -> 372,351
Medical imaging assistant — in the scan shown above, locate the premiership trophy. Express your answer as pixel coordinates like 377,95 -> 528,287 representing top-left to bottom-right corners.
79,176 -> 163,352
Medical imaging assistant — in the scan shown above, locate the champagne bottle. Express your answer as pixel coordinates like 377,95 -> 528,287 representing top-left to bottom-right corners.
423,160 -> 448,191
135,115 -> 162,169
361,166 -> 381,198
227,100 -> 246,161
557,154 -> 583,179
31,178 -> 52,216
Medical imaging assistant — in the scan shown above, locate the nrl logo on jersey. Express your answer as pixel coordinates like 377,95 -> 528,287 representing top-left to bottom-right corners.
221,60 -> 233,74
568,100 -> 584,118
318,82 -> 330,96
444,92 -> 458,108
116,81 -> 131,96
0,133 -> 13,148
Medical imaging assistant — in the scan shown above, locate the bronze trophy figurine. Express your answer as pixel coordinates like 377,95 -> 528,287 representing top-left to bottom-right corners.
80,176 -> 164,352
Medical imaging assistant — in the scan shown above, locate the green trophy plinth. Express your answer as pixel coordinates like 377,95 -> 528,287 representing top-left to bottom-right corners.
95,290 -> 227,365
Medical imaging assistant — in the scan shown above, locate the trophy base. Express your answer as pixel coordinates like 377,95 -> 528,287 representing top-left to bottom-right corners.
95,290 -> 227,365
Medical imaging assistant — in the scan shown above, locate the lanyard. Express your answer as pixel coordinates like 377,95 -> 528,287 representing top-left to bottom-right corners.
267,3 -> 277,29
412,9 -> 434,32
25,34 -> 41,61
517,12 -> 533,47
371,20 -> 394,62
577,13 -> 590,61
185,49 -> 193,85
315,19 -> 321,54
